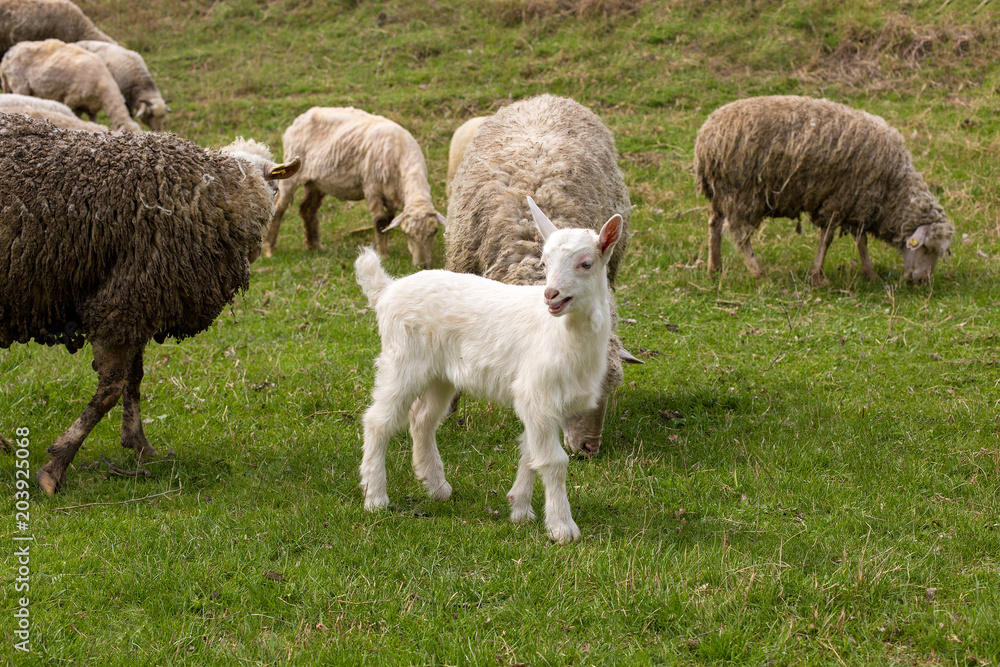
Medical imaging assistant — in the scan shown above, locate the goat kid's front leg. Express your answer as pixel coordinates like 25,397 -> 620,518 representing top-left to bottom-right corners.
409,380 -> 455,501
507,432 -> 537,523
37,341 -> 132,495
523,423 -> 580,544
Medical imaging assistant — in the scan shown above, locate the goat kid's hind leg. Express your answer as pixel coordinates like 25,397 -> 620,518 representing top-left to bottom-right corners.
409,380 -> 456,501
120,344 -> 156,462
507,432 -> 537,524
360,362 -> 423,510
37,341 -> 131,495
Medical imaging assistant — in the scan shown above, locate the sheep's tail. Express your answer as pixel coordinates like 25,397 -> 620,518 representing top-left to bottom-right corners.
355,247 -> 393,307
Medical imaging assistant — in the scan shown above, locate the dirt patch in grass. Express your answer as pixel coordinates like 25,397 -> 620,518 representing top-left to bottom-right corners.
488,0 -> 645,26
796,15 -> 993,90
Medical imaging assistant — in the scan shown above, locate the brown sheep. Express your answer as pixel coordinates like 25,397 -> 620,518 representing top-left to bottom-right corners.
0,0 -> 115,56
695,95 -> 954,284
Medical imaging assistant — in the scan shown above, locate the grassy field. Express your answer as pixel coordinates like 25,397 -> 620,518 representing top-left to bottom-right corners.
3,0 -> 1000,664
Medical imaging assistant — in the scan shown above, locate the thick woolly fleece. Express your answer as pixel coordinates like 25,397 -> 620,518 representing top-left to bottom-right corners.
0,0 -> 115,56
695,95 -> 953,253
0,113 -> 273,353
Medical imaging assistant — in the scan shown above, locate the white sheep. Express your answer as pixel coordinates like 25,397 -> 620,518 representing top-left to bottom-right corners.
74,40 -> 168,131
445,115 -> 486,196
0,38 -> 140,131
445,94 -> 634,457
0,91 -> 74,115
265,106 -> 445,267
355,197 -> 623,544
0,0 -> 116,56
1,103 -> 107,131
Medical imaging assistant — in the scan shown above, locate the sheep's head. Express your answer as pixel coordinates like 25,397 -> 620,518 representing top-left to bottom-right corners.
220,137 -> 302,196
136,98 -> 169,132
528,196 -> 622,318
384,208 -> 446,268
900,194 -> 954,284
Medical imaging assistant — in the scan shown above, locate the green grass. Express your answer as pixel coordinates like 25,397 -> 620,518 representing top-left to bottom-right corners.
3,0 -> 1000,664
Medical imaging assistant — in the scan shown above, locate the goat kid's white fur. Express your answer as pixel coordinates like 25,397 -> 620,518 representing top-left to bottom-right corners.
355,197 -> 623,543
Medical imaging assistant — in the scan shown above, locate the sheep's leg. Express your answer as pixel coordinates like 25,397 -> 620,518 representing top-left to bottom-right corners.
731,222 -> 766,279
507,432 -> 537,523
809,224 -> 837,286
367,195 -> 393,257
707,209 -> 725,273
855,232 -> 878,281
528,423 -> 580,544
360,360 -> 423,510
263,183 -> 295,257
119,345 -> 156,462
299,183 -> 325,251
37,341 -> 130,495
408,379 -> 456,501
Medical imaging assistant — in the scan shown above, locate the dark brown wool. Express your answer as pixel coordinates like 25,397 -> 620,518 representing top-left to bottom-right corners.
0,114 -> 283,495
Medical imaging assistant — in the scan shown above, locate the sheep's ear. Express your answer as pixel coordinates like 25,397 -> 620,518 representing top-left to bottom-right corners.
599,214 -> 623,257
906,225 -> 930,249
135,101 -> 149,120
436,213 -> 447,227
619,347 -> 643,364
269,156 -> 301,180
527,196 -> 557,241
383,213 -> 405,233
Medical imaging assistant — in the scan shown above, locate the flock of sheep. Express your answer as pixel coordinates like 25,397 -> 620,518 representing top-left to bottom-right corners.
0,0 -> 955,541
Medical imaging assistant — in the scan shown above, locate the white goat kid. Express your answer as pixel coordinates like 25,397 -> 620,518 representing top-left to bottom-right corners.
355,197 -> 623,543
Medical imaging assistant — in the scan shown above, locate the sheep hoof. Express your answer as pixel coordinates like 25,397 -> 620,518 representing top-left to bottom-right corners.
809,272 -> 828,287
36,468 -> 61,496
547,521 -> 581,544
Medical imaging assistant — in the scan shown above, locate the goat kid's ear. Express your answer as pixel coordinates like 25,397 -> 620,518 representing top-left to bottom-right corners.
269,156 -> 301,180
599,214 -> 623,257
527,196 -> 558,241
383,213 -> 405,233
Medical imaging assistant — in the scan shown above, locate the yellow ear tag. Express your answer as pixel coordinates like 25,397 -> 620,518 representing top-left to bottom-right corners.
908,237 -> 920,248
272,167 -> 286,176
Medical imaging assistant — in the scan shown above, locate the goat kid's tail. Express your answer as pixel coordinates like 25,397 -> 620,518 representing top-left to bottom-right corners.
355,247 -> 393,306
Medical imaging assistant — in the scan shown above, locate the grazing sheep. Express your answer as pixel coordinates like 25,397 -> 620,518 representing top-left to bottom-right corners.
0,113 -> 300,494
445,115 -> 486,196
0,38 -> 140,132
0,0 -> 115,56
0,91 -> 74,115
1,103 -> 107,130
265,106 -> 446,267
75,40 -> 168,131
446,94 -> 633,458
695,95 -> 954,284
357,197 -> 623,543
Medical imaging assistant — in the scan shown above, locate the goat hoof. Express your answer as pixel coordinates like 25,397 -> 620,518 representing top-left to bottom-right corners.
363,494 -> 390,511
37,468 -> 61,496
509,507 -> 536,524
428,481 -> 452,501
547,521 -> 581,544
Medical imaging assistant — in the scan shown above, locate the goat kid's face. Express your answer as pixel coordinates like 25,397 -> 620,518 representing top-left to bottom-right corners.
527,196 -> 622,317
